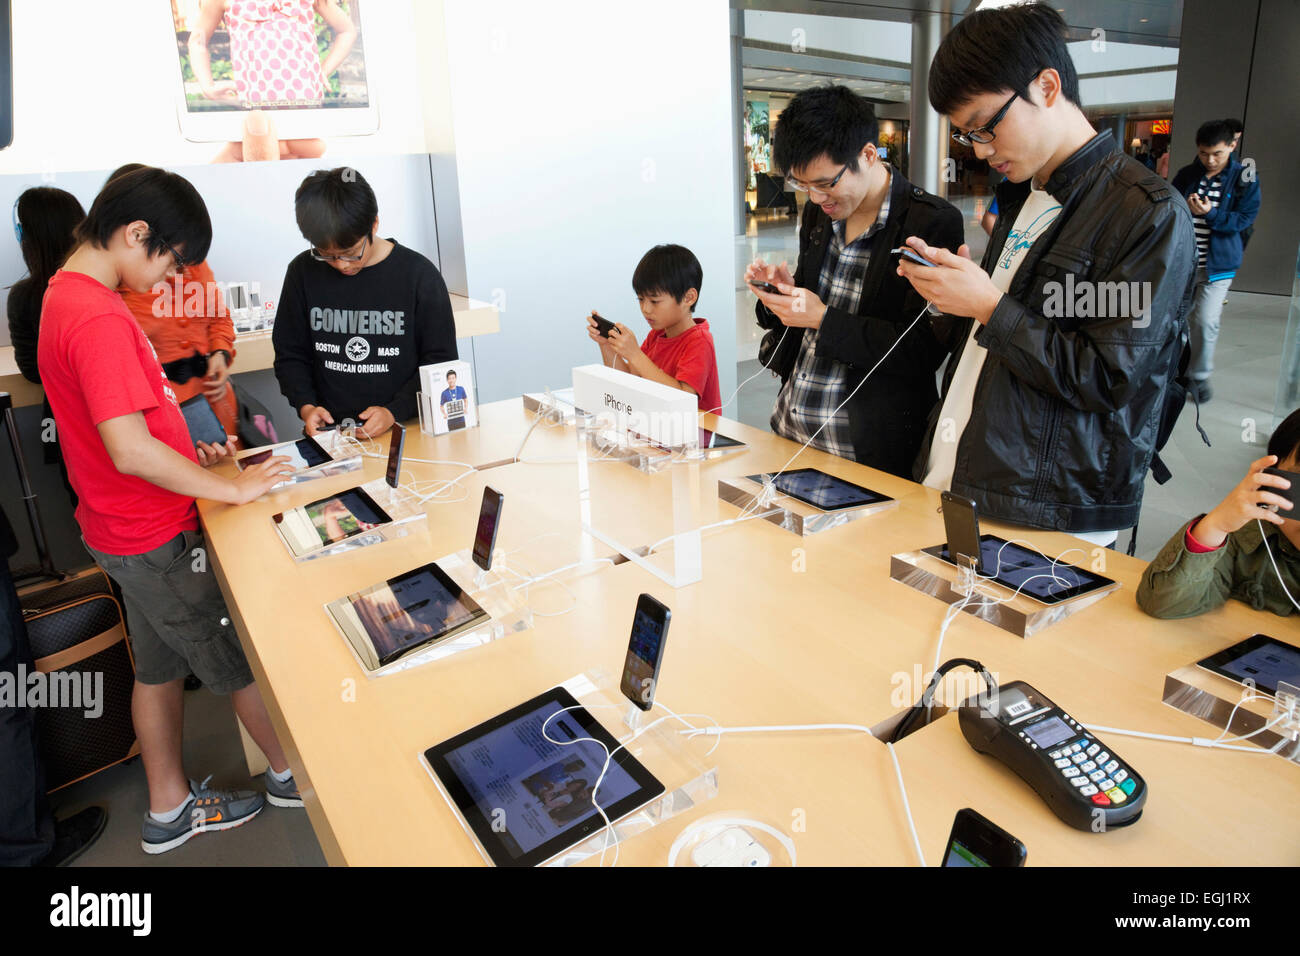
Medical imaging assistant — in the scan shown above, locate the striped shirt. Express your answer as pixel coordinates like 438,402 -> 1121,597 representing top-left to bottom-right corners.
1191,172 -> 1223,267
769,179 -> 892,461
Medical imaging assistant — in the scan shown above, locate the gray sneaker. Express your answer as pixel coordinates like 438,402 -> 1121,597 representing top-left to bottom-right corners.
140,776 -> 265,855
264,768 -> 304,808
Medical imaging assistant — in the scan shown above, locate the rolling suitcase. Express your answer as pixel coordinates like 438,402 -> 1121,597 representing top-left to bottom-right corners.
3,392 -> 139,792
19,572 -> 140,791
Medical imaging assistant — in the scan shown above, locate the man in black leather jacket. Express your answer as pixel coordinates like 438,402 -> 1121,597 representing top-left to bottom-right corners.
746,86 -> 964,479
898,3 -> 1196,544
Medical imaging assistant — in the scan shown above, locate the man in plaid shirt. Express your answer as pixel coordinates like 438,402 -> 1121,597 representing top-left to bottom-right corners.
748,86 -> 964,478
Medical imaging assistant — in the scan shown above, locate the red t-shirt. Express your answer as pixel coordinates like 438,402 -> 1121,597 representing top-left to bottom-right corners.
640,318 -> 721,413
38,270 -> 200,556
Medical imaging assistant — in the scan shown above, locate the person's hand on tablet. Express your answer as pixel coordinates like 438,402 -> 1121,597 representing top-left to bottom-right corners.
195,437 -> 237,467
227,454 -> 295,504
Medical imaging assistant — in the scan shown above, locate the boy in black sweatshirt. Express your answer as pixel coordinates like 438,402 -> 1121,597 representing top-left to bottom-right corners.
273,167 -> 457,438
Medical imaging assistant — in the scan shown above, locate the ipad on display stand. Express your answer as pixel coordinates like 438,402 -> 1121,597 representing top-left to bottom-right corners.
235,429 -> 363,489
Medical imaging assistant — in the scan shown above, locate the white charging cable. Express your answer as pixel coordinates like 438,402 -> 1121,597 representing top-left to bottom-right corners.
643,507 -> 786,557
734,301 -> 932,523
887,741 -> 927,867
667,816 -> 798,867
1256,518 -> 1300,612
540,699 -> 721,867
702,325 -> 791,418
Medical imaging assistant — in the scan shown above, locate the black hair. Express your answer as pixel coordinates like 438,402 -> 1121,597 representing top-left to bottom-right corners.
1196,119 -> 1235,147
631,244 -> 702,312
772,85 -> 878,176
1223,118 -> 1244,136
446,370 -> 457,379
1268,410 -> 1300,464
295,167 -> 378,249
928,2 -> 1082,116
105,163 -> 149,186
74,167 -> 211,265
14,187 -> 85,293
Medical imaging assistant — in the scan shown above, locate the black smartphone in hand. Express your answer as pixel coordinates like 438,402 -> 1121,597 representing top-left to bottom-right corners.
1262,466 -> 1300,512
891,246 -> 938,267
591,311 -> 617,338
748,279 -> 787,295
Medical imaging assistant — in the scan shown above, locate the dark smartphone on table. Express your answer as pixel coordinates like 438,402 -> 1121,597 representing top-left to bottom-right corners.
941,490 -> 983,574
591,311 -> 617,338
620,594 -> 671,712
942,808 -> 1026,867
472,487 -> 504,572
385,423 -> 406,488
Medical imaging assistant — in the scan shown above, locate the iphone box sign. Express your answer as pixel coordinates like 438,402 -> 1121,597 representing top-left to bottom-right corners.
572,365 -> 696,449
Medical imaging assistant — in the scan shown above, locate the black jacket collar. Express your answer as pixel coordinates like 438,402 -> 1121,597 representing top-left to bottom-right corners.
996,129 -> 1119,209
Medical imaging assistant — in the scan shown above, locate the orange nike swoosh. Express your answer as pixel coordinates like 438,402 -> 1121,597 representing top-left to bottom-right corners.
204,812 -> 223,824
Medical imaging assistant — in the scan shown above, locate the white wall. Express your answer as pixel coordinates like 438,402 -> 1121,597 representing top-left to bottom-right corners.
437,0 -> 738,404
0,153 -> 439,349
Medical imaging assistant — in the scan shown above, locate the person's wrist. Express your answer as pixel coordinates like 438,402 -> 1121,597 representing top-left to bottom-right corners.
1191,511 -> 1229,547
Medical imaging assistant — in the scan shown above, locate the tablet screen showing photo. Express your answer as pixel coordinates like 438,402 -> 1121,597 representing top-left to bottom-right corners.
746,468 -> 890,512
424,687 -> 665,867
345,564 -> 488,666
922,535 -> 1115,605
1197,634 -> 1300,697
277,487 -> 392,555
241,437 -> 332,470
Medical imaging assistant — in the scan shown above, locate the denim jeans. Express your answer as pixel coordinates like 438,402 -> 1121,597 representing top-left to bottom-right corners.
1187,266 -> 1233,384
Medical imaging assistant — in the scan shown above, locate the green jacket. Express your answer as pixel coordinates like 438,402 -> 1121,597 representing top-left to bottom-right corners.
1137,518 -> 1300,619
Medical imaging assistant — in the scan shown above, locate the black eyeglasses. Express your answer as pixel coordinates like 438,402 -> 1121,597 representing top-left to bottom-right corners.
311,235 -> 370,263
950,90 -> 1021,147
158,237 -> 188,269
785,162 -> 850,194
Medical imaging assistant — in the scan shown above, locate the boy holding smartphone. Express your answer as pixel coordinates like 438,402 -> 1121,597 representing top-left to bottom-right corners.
1138,409 -> 1300,620
274,167 -> 458,438
38,168 -> 301,853
586,244 -> 721,413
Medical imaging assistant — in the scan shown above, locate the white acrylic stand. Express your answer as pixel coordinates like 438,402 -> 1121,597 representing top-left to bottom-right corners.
576,411 -> 702,588
889,545 -> 1121,638
323,547 -> 534,679
1162,665 -> 1300,762
522,387 -> 578,424
716,473 -> 898,536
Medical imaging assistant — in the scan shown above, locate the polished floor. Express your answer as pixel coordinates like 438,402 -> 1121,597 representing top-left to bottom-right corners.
51,200 -> 1291,867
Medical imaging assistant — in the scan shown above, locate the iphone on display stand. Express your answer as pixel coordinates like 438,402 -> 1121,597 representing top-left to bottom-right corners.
167,2 -> 379,143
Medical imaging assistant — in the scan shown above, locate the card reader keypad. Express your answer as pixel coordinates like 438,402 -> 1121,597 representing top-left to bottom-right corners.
1044,714 -> 1137,807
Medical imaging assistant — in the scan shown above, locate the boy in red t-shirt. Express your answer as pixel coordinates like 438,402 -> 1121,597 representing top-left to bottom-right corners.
586,244 -> 721,413
38,167 -> 299,854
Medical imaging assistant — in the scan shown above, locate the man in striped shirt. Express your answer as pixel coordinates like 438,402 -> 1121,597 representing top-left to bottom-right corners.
1171,119 -> 1262,404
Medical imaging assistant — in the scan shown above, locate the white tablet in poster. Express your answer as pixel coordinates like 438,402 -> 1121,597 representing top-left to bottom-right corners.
422,360 -> 477,435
